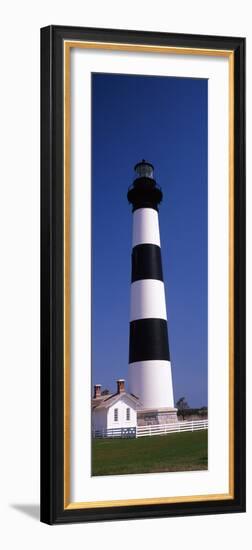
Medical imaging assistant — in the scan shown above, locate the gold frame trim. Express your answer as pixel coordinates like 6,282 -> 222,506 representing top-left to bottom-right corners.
63,41 -> 235,510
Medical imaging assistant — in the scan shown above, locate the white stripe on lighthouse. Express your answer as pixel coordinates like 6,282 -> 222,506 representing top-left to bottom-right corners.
130,279 -> 167,321
129,360 -> 174,409
132,208 -> 161,247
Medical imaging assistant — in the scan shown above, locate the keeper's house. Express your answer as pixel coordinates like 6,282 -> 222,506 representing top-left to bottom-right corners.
92,379 -> 142,436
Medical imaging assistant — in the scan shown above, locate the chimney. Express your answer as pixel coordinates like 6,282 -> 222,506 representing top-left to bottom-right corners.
117,379 -> 125,394
93,384 -> 101,398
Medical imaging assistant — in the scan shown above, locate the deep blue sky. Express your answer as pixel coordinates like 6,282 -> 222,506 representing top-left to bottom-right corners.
91,73 -> 208,407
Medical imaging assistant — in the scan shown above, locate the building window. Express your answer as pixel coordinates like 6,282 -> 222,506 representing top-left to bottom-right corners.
126,408 -> 130,421
114,408 -> 118,421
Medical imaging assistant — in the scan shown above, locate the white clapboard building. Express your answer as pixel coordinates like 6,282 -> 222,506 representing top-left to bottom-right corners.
92,380 -> 142,436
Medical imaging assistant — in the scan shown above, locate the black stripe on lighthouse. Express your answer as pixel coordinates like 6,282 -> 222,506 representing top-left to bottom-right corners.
131,244 -> 163,282
129,318 -> 170,363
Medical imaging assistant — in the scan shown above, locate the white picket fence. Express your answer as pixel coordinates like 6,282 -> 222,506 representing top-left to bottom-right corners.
92,420 -> 208,439
136,419 -> 208,438
93,427 -> 136,439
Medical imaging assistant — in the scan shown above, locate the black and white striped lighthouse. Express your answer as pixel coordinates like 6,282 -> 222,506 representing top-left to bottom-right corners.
127,160 -> 177,422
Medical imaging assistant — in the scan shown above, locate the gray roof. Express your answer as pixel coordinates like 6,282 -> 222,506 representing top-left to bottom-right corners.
91,394 -> 112,408
92,391 -> 143,410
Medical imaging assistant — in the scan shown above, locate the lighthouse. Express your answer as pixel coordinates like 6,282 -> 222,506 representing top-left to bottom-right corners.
127,160 -> 177,425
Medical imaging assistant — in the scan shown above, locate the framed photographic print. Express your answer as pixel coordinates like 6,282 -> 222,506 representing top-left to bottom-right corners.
40,25 -> 246,524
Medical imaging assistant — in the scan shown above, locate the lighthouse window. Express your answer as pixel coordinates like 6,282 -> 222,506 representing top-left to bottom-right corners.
135,162 -> 153,178
114,408 -> 118,421
126,408 -> 130,421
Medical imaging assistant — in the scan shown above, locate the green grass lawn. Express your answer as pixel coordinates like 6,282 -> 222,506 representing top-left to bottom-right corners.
92,430 -> 208,476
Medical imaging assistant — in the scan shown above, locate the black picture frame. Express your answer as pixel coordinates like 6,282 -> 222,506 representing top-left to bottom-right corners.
41,25 -> 246,524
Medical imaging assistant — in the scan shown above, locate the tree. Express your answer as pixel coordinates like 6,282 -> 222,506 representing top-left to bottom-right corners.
176,397 -> 190,420
199,406 -> 208,418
